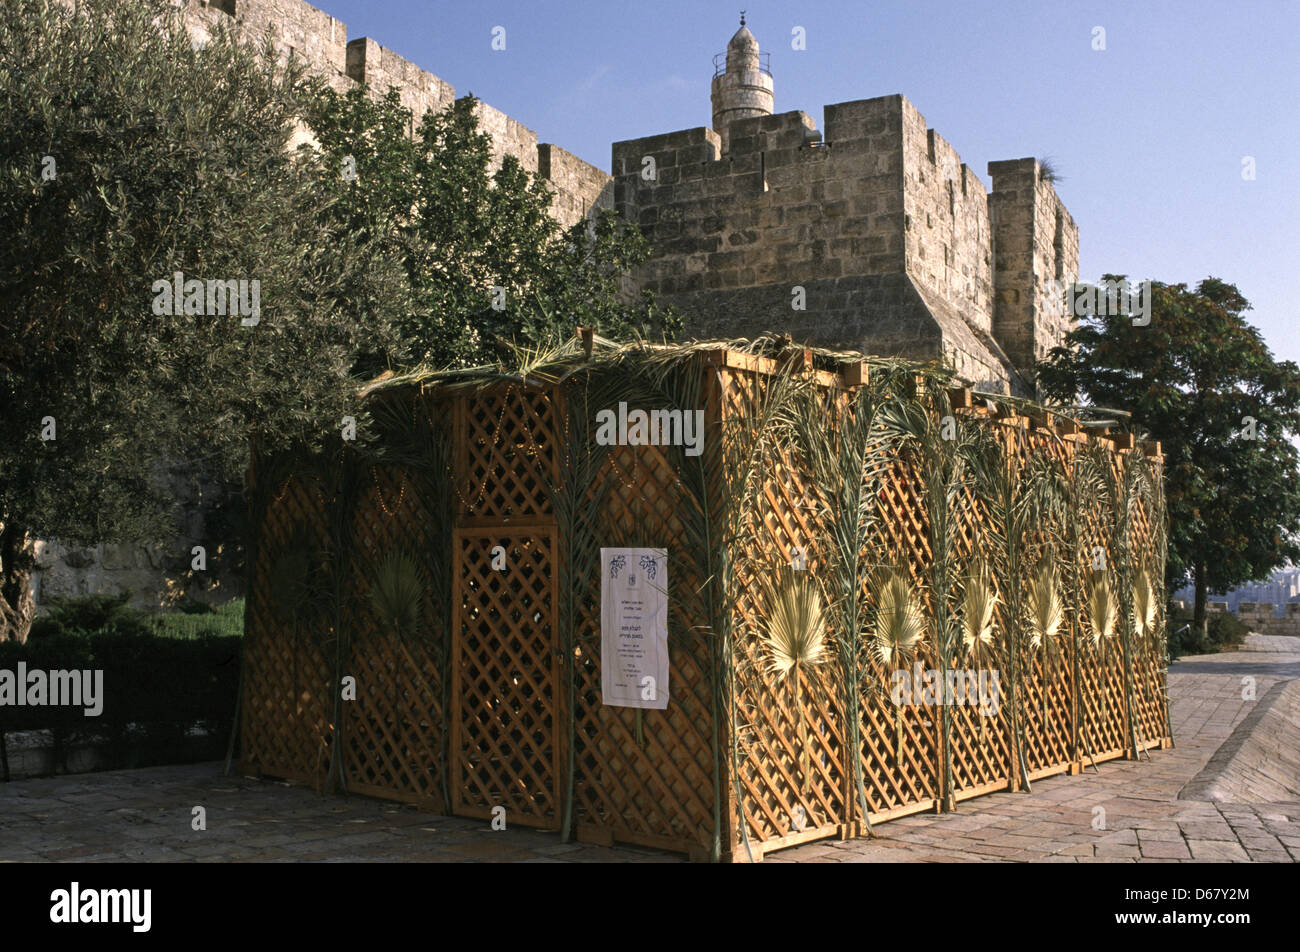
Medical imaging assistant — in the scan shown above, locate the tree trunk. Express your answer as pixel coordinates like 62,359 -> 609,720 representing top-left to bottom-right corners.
1193,560 -> 1209,642
0,520 -> 36,644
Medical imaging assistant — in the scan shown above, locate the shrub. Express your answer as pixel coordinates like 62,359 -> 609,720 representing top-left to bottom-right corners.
26,592 -> 153,641
0,595 -> 242,776
1168,608 -> 1249,659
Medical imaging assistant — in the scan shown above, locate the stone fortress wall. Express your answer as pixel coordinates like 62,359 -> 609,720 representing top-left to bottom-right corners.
183,0 -> 612,228
613,25 -> 1078,396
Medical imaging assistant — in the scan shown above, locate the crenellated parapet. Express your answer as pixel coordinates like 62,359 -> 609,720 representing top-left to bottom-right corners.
180,0 -> 609,228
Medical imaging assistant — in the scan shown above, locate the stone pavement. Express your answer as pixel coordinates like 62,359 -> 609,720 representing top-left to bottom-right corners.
0,765 -> 684,863
1,635 -> 1297,863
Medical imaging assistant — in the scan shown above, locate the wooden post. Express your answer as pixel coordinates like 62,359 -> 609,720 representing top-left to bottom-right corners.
777,346 -> 812,373
946,386 -> 973,409
840,361 -> 870,389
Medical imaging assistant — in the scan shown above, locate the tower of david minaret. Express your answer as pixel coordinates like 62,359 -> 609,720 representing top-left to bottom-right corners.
614,19 -> 1079,397
710,15 -> 775,155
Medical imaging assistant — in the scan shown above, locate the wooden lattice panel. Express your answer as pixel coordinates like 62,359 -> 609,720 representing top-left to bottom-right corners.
948,471 -> 1014,796
456,384 -> 558,521
241,468 -> 335,785
571,439 -> 718,856
732,436 -> 848,850
451,528 -> 560,828
341,462 -> 446,806
1013,424 -> 1076,777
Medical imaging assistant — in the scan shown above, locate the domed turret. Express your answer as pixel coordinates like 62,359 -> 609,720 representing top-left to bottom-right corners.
710,14 -> 774,154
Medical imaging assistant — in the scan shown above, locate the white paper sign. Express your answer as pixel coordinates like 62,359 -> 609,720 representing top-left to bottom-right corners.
600,547 -> 669,710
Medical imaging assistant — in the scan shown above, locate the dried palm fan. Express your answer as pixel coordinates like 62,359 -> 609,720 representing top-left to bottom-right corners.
759,565 -> 830,793
1132,566 -> 1157,647
1026,558 -> 1065,727
1085,568 -> 1118,722
959,558 -> 998,740
269,526 -> 333,647
871,567 -> 927,768
369,550 -> 427,726
1085,569 -> 1117,647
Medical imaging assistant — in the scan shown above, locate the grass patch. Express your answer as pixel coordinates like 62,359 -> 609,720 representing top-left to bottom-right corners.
152,599 -> 245,640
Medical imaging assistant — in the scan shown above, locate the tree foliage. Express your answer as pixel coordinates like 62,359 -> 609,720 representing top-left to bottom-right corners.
0,0 -> 407,638
1038,276 -> 1300,632
304,85 -> 677,371
0,0 -> 678,642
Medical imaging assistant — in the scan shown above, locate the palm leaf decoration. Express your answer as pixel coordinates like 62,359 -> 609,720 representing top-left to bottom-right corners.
270,546 -> 316,621
759,565 -> 830,793
1085,568 -> 1117,647
1085,567 -> 1118,723
960,558 -> 998,739
1026,557 -> 1065,727
1027,559 -> 1065,657
1132,566 -> 1157,646
784,373 -> 898,831
871,567 -> 927,768
761,566 -> 830,680
269,526 -> 330,626
369,550 -> 425,639
960,558 -> 998,658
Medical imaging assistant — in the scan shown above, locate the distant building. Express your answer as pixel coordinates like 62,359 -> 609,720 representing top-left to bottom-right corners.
1174,567 -> 1300,616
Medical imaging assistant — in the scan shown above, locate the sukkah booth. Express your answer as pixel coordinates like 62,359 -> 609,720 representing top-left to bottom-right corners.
239,335 -> 1172,862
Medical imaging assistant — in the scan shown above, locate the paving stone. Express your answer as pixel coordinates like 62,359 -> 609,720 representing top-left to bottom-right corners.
1187,840 -> 1250,861
1094,843 -> 1141,859
1137,840 -> 1191,859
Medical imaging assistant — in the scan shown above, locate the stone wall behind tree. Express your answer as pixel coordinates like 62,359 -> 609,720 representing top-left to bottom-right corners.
183,0 -> 609,228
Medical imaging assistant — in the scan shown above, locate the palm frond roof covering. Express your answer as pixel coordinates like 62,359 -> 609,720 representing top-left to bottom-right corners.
356,331 -> 1156,440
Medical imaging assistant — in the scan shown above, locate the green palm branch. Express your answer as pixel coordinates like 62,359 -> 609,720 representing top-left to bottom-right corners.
369,550 -> 424,639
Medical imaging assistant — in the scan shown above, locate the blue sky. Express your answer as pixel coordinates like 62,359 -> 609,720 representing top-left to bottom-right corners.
313,0 -> 1300,364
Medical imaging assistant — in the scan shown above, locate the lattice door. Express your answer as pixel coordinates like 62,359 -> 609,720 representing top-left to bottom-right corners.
450,528 -> 561,829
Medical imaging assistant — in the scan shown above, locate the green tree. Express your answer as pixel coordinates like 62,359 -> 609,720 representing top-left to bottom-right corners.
0,0 -> 408,640
1038,276 -> 1300,640
305,86 -> 677,371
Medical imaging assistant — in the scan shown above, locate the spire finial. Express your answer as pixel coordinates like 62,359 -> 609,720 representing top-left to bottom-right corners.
740,10 -> 746,27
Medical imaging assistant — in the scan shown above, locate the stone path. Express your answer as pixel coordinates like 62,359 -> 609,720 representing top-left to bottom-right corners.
1,635 -> 1297,863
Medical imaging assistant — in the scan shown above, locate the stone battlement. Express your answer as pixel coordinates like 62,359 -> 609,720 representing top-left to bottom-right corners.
613,90 -> 1078,395
182,0 -> 610,227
